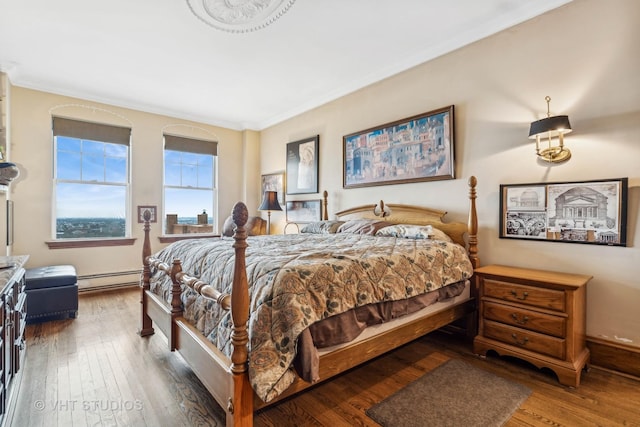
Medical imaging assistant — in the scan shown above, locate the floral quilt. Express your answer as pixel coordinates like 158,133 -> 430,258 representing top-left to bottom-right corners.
148,233 -> 473,402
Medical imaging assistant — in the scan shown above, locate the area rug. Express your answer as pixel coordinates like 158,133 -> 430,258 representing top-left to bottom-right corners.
366,359 -> 531,427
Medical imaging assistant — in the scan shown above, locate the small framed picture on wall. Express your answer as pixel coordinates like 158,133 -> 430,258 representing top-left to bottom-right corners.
261,171 -> 285,206
137,205 -> 157,223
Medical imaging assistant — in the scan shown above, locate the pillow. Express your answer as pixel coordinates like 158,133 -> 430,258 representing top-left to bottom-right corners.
221,215 -> 266,237
300,220 -> 345,234
375,224 -> 453,242
222,215 -> 236,237
375,224 -> 432,239
337,219 -> 391,235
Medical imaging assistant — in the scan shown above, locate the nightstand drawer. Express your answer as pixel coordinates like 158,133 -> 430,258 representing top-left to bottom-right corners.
484,320 -> 565,359
484,278 -> 565,311
483,301 -> 566,338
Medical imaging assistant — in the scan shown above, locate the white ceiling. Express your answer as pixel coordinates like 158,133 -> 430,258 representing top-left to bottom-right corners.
0,0 -> 571,130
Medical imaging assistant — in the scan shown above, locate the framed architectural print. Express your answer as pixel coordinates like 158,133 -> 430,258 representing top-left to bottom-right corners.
286,135 -> 319,195
500,177 -> 628,246
286,199 -> 322,223
261,171 -> 285,206
343,105 -> 455,189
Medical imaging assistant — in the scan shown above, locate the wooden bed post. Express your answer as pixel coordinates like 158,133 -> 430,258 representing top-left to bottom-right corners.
467,176 -> 479,270
229,202 -> 253,427
322,190 -> 329,220
138,211 -> 154,337
169,259 -> 184,351
466,175 -> 480,339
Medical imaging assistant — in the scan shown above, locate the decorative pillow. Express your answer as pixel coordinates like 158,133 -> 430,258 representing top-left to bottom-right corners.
375,224 -> 453,242
221,215 -> 266,237
375,224 -> 433,239
300,220 -> 345,234
337,219 -> 391,235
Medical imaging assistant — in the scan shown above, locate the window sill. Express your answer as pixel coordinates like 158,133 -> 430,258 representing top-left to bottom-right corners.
46,238 -> 136,249
159,234 -> 221,244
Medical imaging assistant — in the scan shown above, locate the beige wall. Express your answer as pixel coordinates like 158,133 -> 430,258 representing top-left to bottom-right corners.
259,0 -> 640,347
9,88 -> 247,285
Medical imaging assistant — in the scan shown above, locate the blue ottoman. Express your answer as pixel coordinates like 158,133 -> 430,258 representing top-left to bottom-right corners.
25,265 -> 78,323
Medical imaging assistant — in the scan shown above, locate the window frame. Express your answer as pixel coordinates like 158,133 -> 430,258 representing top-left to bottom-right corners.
48,117 -> 132,248
162,134 -> 219,237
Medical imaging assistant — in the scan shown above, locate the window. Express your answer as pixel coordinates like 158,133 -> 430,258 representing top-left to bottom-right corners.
163,134 -> 218,235
53,117 -> 131,240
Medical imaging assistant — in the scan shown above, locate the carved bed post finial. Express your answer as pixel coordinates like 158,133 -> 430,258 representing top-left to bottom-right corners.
139,210 -> 154,336
373,200 -> 390,217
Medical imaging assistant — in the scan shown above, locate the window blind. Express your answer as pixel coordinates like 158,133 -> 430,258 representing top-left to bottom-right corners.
52,116 -> 131,145
164,134 -> 218,156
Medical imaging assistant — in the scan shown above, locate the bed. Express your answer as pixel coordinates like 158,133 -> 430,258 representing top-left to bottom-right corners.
139,176 -> 479,426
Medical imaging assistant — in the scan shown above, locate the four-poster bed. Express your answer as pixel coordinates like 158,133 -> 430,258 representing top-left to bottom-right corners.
139,176 -> 479,426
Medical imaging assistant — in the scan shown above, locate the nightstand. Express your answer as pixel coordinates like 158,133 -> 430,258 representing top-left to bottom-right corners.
473,264 -> 591,387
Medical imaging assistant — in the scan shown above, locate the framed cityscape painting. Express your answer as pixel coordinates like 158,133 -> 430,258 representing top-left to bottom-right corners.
343,105 -> 454,188
500,177 -> 628,246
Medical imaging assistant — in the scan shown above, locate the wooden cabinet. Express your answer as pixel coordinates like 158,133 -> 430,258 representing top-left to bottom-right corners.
473,264 -> 591,387
0,256 -> 28,426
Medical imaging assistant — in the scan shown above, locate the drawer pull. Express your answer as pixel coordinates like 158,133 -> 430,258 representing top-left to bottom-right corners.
510,290 -> 529,300
511,333 -> 529,346
510,313 -> 529,325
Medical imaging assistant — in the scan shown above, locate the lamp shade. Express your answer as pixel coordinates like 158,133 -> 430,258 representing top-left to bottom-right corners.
258,191 -> 282,211
529,115 -> 572,139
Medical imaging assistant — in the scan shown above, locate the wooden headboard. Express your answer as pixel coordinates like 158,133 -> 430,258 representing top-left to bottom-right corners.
334,177 -> 478,251
335,203 -> 467,247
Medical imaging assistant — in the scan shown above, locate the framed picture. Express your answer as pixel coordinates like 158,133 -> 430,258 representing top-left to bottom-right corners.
137,205 -> 157,223
6,200 -> 13,246
500,178 -> 628,246
343,105 -> 455,189
286,135 -> 319,195
286,199 -> 322,223
261,171 -> 285,206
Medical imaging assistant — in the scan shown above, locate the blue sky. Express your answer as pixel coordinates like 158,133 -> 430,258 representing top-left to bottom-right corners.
56,138 -> 214,219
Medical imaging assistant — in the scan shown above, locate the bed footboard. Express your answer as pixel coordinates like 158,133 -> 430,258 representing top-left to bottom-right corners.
139,202 -> 254,426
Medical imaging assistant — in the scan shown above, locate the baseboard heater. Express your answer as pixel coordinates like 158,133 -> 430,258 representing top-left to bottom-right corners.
78,269 -> 141,292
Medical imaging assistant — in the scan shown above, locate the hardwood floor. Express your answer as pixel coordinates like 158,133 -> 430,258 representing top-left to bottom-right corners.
14,287 -> 640,427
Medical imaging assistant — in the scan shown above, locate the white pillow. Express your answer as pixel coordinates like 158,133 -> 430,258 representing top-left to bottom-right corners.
375,224 -> 453,242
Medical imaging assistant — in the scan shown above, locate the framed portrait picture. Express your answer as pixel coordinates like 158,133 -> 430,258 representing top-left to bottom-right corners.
500,177 -> 628,246
343,105 -> 455,189
286,199 -> 322,223
137,205 -> 157,223
261,171 -> 285,206
286,135 -> 319,195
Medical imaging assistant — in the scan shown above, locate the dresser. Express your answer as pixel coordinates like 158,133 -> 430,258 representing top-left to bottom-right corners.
473,264 -> 591,387
0,255 -> 29,426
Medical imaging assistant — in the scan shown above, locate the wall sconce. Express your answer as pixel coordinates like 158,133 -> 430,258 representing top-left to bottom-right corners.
528,96 -> 572,163
258,191 -> 282,234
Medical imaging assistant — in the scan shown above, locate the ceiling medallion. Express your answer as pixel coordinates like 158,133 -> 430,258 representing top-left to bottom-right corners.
186,0 -> 297,33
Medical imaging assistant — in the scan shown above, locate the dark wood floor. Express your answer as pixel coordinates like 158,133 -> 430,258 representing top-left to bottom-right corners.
13,287 -> 640,427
